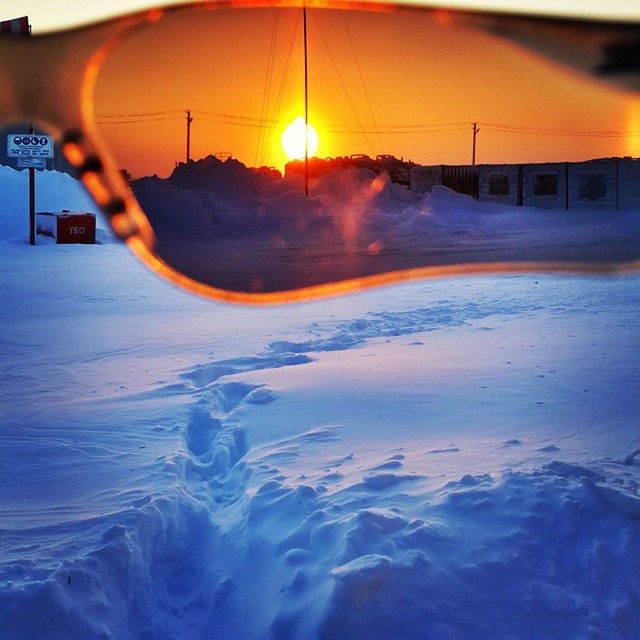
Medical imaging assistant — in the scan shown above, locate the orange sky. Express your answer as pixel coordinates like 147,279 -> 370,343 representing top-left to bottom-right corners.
94,6 -> 638,178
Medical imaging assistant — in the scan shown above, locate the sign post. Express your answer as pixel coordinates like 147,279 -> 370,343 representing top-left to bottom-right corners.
7,132 -> 54,245
29,132 -> 35,245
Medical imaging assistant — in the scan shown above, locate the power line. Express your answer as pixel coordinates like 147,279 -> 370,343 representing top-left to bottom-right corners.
263,11 -> 301,161
324,127 -> 469,134
94,111 -> 467,129
479,121 -> 640,137
196,117 -> 275,129
342,14 -> 384,155
312,13 -> 374,155
337,122 -> 470,130
484,128 -> 640,138
255,12 -> 301,197
188,111 -> 284,125
95,110 -> 183,118
254,12 -> 280,169
94,112 -> 640,138
94,116 -> 183,124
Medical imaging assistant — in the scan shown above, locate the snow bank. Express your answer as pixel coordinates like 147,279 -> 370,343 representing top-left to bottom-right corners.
0,166 -> 110,243
133,156 -> 640,293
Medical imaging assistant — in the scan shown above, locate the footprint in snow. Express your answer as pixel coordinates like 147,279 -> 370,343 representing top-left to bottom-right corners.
501,439 -> 523,448
537,444 -> 560,453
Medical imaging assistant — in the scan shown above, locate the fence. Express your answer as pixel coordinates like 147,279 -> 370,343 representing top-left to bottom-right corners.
441,165 -> 479,200
412,158 -> 640,211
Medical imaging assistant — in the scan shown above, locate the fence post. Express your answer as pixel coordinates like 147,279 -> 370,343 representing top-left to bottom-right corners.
615,159 -> 620,210
517,165 -> 523,206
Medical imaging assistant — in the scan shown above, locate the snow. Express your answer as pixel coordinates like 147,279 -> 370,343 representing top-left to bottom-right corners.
0,166 -> 112,244
1,166 -> 639,639
133,156 -> 640,293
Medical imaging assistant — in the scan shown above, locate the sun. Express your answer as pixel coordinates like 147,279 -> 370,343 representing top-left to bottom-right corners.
281,116 -> 319,161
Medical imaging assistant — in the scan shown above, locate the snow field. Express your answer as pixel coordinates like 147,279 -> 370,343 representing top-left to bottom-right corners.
0,168 -> 639,639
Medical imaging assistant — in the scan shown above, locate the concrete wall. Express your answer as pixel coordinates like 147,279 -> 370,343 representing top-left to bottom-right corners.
619,159 -> 640,211
410,158 -> 640,212
522,163 -> 567,209
568,160 -> 617,210
477,164 -> 520,206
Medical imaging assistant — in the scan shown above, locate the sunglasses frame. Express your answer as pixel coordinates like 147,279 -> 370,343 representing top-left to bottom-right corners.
1,0 -> 639,304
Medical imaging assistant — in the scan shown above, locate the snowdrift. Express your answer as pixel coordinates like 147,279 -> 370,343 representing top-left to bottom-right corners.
0,166 -> 111,243
133,156 -> 640,293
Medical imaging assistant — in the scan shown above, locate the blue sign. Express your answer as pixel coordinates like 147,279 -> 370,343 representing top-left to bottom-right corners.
7,133 -> 54,158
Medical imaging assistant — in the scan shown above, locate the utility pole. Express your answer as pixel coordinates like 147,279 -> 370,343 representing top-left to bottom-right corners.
471,122 -> 479,166
303,5 -> 309,196
28,124 -> 35,245
28,16 -> 35,245
185,109 -> 193,164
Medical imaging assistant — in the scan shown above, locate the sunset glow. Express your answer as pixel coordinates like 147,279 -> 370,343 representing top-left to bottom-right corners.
281,117 -> 319,161
626,99 -> 640,158
94,7 -> 634,178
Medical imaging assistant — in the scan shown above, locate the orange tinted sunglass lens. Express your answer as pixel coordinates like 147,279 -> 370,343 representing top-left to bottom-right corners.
93,7 -> 640,296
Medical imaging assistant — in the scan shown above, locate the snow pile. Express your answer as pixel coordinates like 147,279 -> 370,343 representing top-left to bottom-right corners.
0,165 -> 110,243
132,156 -> 640,293
1,167 -> 639,639
133,172 -> 320,241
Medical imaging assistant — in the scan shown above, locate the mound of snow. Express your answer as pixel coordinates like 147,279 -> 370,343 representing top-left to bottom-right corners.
0,166 -> 111,243
129,156 -> 640,293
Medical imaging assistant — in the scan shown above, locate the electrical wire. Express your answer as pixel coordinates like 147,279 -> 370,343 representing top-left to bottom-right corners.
254,12 -> 280,169
192,111 -> 283,124
94,112 -> 640,140
325,127 -> 469,134
260,12 -> 300,171
312,13 -> 374,156
342,14 -> 384,155
94,116 -> 183,124
479,122 -> 640,137
95,110 -> 182,118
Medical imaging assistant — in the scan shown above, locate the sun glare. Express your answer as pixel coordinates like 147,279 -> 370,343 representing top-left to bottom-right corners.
281,116 -> 319,161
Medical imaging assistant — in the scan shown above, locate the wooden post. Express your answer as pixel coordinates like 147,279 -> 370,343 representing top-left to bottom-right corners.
471,122 -> 479,166
186,109 -> 193,164
517,165 -> 523,206
615,159 -> 620,210
27,21 -> 35,245
303,6 -> 309,196
29,124 -> 35,245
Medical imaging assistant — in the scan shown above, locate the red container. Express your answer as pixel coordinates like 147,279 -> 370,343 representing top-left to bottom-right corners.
55,213 -> 96,244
